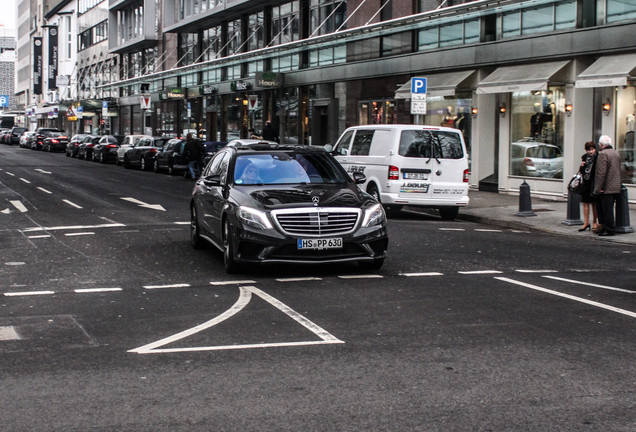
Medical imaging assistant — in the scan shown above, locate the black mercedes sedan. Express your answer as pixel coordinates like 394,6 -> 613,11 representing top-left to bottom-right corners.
190,143 -> 388,273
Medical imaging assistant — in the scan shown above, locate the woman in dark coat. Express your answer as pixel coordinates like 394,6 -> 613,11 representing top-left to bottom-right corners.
578,141 -> 598,231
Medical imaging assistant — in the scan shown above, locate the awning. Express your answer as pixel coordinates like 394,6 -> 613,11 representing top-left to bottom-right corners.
575,54 -> 636,88
395,70 -> 476,99
476,60 -> 571,94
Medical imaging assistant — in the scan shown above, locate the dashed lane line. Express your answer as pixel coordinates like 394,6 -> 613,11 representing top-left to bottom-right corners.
400,272 -> 444,277
64,232 -> 95,237
37,187 -> 52,194
439,228 -> 465,231
10,201 -> 27,213
22,223 -> 125,232
4,291 -> 55,297
338,274 -> 384,279
496,277 -> 636,320
63,199 -> 83,209
276,277 -> 323,282
19,178 -> 31,184
75,288 -> 123,293
27,235 -> 51,239
515,269 -> 559,273
210,280 -> 257,286
144,284 -> 191,289
542,275 -> 636,294
458,270 -> 503,275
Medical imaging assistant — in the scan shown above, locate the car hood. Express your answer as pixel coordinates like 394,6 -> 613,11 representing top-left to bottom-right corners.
237,183 -> 372,210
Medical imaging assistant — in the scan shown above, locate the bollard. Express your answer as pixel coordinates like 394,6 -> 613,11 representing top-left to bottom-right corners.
615,185 -> 634,234
516,180 -> 537,217
562,189 -> 584,226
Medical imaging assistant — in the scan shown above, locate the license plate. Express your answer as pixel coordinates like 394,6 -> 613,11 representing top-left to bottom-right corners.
297,238 -> 343,250
404,172 -> 428,180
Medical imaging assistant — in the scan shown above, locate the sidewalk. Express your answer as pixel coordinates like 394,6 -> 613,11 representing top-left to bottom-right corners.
455,190 -> 636,245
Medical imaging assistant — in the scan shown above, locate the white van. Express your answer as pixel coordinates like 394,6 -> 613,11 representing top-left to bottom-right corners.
328,125 -> 470,220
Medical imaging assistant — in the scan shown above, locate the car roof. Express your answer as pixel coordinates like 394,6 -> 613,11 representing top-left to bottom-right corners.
232,143 -> 327,154
512,141 -> 560,148
344,124 -> 462,133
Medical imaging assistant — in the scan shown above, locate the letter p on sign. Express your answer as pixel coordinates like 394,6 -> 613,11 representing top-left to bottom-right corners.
411,78 -> 427,94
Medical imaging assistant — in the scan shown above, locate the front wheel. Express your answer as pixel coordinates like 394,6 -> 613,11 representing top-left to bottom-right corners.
223,219 -> 240,274
190,205 -> 204,249
100,152 -> 106,163
359,258 -> 385,270
124,155 -> 131,169
439,207 -> 459,221
367,184 -> 381,203
153,159 -> 160,173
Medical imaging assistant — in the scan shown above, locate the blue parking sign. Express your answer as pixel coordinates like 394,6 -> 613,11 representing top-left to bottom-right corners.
0,95 -> 9,107
411,78 -> 427,94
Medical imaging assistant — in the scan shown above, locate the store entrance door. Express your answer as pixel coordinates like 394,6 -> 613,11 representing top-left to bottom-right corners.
310,98 -> 337,146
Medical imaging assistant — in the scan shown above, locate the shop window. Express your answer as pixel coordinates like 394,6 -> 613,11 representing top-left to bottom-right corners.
522,6 -> 553,34
502,11 -> 521,38
555,2 -> 576,29
509,88 -> 565,179
310,0 -> 347,35
272,1 -> 300,45
381,32 -> 411,57
464,19 -> 480,43
607,0 -> 636,22
423,94 -> 473,155
440,23 -> 463,47
418,27 -> 438,50
616,85 -> 636,184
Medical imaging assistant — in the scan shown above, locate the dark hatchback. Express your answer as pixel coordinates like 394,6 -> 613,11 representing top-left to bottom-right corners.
153,138 -> 187,175
41,132 -> 69,152
190,143 -> 388,273
92,135 -> 124,163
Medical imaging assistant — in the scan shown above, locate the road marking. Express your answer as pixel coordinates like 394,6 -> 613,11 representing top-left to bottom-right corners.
458,270 -> 503,275
542,275 -> 636,294
19,178 -> 31,184
439,228 -> 465,231
475,229 -> 502,232
143,284 -> 191,289
338,275 -> 383,279
75,288 -> 122,293
515,269 -> 558,273
63,199 -> 83,209
0,326 -> 20,341
1,208 -> 10,214
27,235 -> 51,239
174,222 -> 189,225
210,280 -> 257,286
4,291 -> 55,297
22,223 -> 125,232
5,172 -> 15,176
35,169 -> 52,174
10,201 -> 28,213
276,277 -> 322,282
37,187 -> 52,194
4,262 -> 25,266
496,277 -> 636,319
120,197 -> 166,211
400,272 -> 444,277
65,232 -> 95,236
129,286 -> 344,354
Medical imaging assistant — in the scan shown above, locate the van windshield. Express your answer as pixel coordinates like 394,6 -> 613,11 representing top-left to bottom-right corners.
399,130 -> 464,159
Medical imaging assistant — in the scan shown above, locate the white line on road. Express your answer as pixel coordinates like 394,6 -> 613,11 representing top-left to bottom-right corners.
4,291 -> 55,297
400,272 -> 444,277
475,229 -> 502,232
143,284 -> 191,289
63,199 -> 83,209
276,277 -> 323,282
22,223 -> 125,232
120,197 -> 166,211
439,228 -> 465,231
19,178 -> 31,184
10,201 -> 28,213
37,187 -> 52,194
5,172 -> 15,176
75,288 -> 123,293
34,169 -> 52,174
210,280 -> 257,285
174,222 -> 189,225
64,232 -> 95,236
458,270 -> 503,275
27,235 -> 51,239
338,274 -> 384,279
495,277 -> 636,319
515,269 -> 558,273
542,275 -> 636,294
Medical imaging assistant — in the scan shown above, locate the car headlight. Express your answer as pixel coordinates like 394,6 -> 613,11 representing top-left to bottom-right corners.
362,203 -> 385,227
237,206 -> 273,230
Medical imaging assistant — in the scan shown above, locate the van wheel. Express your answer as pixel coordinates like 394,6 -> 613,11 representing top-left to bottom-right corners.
439,207 -> 459,221
367,184 -> 381,203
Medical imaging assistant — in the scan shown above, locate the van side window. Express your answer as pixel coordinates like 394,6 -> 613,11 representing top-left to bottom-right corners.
399,130 -> 464,159
334,130 -> 354,155
351,130 -> 374,156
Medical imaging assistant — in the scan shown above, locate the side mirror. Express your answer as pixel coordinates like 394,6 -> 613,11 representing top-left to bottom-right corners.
203,174 -> 221,186
324,144 -> 333,153
352,172 -> 366,184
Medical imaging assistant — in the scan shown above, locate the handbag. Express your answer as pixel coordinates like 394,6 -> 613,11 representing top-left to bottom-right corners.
568,173 -> 585,194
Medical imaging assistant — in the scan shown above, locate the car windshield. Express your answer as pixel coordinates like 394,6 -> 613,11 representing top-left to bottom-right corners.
233,152 -> 347,185
399,130 -> 464,159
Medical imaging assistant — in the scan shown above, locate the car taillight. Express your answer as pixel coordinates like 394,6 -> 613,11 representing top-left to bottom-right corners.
106,144 -> 117,149
463,169 -> 469,182
74,143 -> 80,147
148,148 -> 157,154
51,139 -> 59,143
87,144 -> 94,147
388,165 -> 399,180
524,158 -> 534,167
60,136 -> 67,139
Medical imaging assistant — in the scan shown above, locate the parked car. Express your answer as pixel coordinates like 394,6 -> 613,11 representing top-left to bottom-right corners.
116,135 -> 150,166
77,135 -> 101,159
510,140 -> 564,179
41,132 -> 69,152
65,134 -> 88,157
153,138 -> 187,175
31,128 -> 61,150
201,141 -> 228,166
92,135 -> 124,163
123,136 -> 170,170
20,131 -> 35,148
329,124 -> 470,220
8,127 -> 27,145
190,143 -> 388,273
0,129 -> 12,144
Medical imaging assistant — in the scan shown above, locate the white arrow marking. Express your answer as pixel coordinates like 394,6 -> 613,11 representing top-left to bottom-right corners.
10,201 -> 27,213
35,169 -> 52,174
1,208 -> 10,214
120,197 -> 166,211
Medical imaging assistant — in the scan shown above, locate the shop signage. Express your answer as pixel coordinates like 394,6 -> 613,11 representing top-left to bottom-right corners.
48,27 -> 58,90
575,77 -> 627,88
161,87 -> 185,99
231,81 -> 251,91
255,72 -> 284,89
33,38 -> 43,95
199,85 -> 217,95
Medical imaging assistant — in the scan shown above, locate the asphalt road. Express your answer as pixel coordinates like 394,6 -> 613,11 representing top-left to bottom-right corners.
1,145 -> 635,431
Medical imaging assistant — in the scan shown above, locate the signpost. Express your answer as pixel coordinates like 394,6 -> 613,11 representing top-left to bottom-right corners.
410,77 -> 427,124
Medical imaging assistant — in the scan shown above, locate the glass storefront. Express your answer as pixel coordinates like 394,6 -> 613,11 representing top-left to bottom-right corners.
357,99 -> 398,125
425,93 -> 473,154
616,85 -> 636,185
509,86 -> 565,179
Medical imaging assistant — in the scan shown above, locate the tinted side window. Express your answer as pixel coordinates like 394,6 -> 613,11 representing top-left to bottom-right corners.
351,130 -> 374,156
399,130 -> 464,159
334,130 -> 354,155
204,151 -> 226,177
